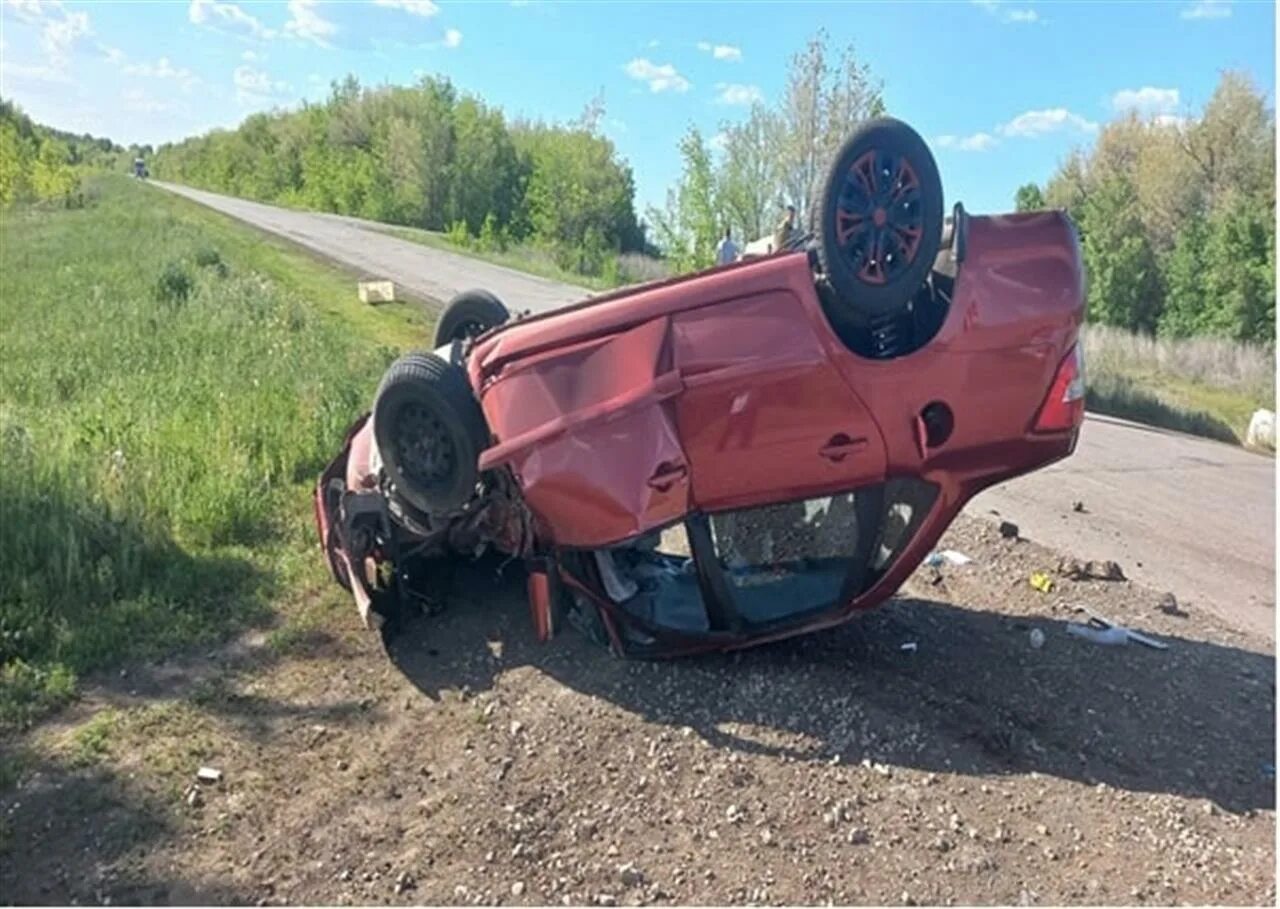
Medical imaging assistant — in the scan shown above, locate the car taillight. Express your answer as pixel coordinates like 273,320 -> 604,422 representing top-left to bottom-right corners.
1033,343 -> 1085,433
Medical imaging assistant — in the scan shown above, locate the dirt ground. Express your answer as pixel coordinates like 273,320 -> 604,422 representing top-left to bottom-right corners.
2,512 -> 1274,906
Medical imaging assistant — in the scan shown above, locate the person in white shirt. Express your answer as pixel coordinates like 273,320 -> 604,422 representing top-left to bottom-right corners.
714,226 -> 739,266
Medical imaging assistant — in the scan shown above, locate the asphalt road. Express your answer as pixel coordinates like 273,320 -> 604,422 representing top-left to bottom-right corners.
156,181 -> 1276,642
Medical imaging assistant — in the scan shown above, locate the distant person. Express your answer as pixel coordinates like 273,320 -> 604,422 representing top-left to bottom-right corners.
715,226 -> 739,265
773,203 -> 796,253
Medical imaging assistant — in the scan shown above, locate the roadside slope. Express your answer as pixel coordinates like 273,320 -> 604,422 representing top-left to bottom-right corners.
153,181 -> 590,313
151,181 -> 1277,641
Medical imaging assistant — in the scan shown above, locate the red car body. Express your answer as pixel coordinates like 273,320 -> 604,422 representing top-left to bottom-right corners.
316,209 -> 1085,657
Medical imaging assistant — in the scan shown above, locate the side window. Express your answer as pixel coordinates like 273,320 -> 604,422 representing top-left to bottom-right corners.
708,493 -> 863,624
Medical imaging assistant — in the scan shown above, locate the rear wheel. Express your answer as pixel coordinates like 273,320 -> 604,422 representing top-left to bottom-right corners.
372,352 -> 489,519
433,289 -> 510,347
816,118 -> 944,319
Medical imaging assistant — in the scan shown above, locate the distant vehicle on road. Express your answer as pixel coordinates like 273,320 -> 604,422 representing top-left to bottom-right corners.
315,118 -> 1086,658
133,157 -> 148,179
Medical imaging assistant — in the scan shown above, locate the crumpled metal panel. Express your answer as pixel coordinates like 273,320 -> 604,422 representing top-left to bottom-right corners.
477,316 -> 690,547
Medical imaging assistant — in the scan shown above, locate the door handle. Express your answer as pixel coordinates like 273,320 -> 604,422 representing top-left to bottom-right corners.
647,462 -> 688,492
819,434 -> 868,463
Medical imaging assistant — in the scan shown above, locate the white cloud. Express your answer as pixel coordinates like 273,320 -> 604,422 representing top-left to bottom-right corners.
709,130 -> 729,152
188,0 -> 275,39
935,131 -> 998,152
998,107 -> 1098,137
241,49 -> 259,62
373,0 -> 439,15
41,6 -> 89,61
0,58 -> 71,83
442,27 -> 462,48
623,57 -> 690,93
715,82 -> 762,106
1154,113 -> 1190,130
1111,86 -> 1180,116
646,38 -> 660,48
696,40 -> 742,61
99,43 -> 125,65
283,0 -> 336,46
233,63 -> 291,103
123,56 -> 199,91
1181,0 -> 1231,19
971,0 -> 1041,24
122,87 -> 170,113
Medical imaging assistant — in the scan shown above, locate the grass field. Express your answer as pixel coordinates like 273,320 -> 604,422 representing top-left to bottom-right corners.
0,175 -> 432,729
1081,325 -> 1275,448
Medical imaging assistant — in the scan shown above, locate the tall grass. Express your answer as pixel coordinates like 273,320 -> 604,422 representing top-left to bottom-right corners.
1082,324 -> 1275,401
1081,324 -> 1275,445
0,176 -> 396,727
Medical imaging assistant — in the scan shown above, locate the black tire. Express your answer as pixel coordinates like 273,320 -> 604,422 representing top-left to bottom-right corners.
372,352 -> 489,518
434,289 -> 510,347
816,118 -> 944,318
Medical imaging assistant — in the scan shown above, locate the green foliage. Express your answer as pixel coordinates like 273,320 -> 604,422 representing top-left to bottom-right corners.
154,260 -> 194,305
648,126 -> 721,272
1080,176 -> 1162,333
0,100 -> 112,206
446,218 -> 471,248
0,175 -> 396,729
1014,182 -> 1045,212
151,75 -> 642,279
1036,70 -> 1274,344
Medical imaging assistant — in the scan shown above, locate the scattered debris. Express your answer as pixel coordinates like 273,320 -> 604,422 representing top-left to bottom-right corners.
1028,572 -> 1054,593
1246,409 -> 1275,450
196,766 -> 223,784
511,881 -> 526,897
394,871 -> 415,894
1072,500 -> 1087,513
900,641 -> 919,653
1066,624 -> 1129,646
998,521 -> 1020,540
1056,558 -> 1126,581
1029,628 -> 1045,650
357,279 -> 396,305
1068,609 -> 1168,650
184,785 -> 203,808
1158,592 -> 1187,617
924,549 -> 973,567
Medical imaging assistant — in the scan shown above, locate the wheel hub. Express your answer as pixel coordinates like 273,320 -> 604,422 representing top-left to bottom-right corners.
833,149 -> 924,285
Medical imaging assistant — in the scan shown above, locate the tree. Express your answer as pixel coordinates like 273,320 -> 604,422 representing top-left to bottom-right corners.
775,30 -> 884,224
1079,175 -> 1162,333
717,103 -> 783,242
1014,182 -> 1045,212
1040,69 -> 1274,342
648,126 -> 720,271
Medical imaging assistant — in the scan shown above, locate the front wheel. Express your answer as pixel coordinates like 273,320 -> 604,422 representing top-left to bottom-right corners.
372,352 -> 489,519
815,118 -> 944,319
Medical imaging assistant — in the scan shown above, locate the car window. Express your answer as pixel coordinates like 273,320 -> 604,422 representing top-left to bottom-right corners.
708,493 -> 863,624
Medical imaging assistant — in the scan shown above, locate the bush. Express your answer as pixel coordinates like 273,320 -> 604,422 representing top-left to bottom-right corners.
154,260 -> 194,304
446,219 -> 472,249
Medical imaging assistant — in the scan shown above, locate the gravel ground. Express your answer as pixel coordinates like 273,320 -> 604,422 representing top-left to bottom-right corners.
2,513 -> 1274,906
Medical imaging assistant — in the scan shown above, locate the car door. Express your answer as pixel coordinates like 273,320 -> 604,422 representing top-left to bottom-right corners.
670,290 -> 887,511
476,316 -> 691,548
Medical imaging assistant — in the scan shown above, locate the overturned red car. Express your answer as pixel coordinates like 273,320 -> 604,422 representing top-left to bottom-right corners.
315,118 -> 1085,658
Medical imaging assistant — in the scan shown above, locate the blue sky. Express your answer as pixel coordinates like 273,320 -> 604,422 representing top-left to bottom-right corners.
1,0 -> 1273,218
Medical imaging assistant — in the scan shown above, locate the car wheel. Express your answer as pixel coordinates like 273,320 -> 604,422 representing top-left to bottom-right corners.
372,352 -> 489,519
816,118 -> 944,319
433,289 -> 510,347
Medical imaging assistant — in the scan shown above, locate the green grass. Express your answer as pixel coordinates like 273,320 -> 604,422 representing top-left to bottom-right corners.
0,175 -> 432,730
383,224 -> 616,291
